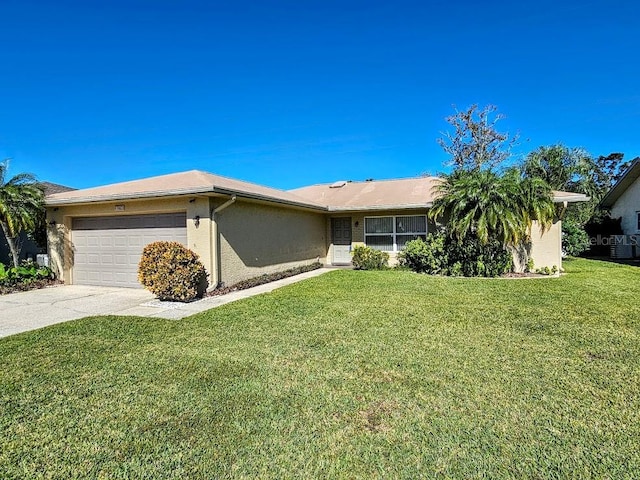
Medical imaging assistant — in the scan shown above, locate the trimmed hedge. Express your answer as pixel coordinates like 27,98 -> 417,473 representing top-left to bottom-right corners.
138,242 -> 207,302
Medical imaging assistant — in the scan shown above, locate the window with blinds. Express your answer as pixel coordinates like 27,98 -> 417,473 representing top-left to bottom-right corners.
364,215 -> 427,252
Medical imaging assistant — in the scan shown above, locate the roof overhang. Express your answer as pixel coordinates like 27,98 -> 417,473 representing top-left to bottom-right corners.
600,159 -> 640,208
45,186 -> 328,212
45,187 -> 216,206
552,193 -> 590,203
209,186 -> 327,211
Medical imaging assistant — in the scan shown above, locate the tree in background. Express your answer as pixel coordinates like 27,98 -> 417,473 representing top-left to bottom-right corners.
0,160 -> 44,267
437,104 -> 518,172
521,144 -> 591,193
521,146 -> 630,255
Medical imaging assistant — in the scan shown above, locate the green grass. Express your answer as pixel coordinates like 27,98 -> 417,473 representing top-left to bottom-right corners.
1,258 -> 639,479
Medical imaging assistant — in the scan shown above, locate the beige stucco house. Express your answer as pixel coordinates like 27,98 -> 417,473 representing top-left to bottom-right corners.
45,170 -> 587,288
601,159 -> 640,258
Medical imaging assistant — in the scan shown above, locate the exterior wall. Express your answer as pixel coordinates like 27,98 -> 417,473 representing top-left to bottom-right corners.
328,209 -> 431,265
46,197 -> 213,286
216,200 -> 327,286
610,177 -> 640,258
511,220 -> 562,272
530,220 -> 562,271
611,176 -> 640,235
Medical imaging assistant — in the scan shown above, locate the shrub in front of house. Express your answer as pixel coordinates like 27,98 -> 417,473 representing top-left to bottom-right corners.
0,261 -> 54,285
138,241 -> 207,301
0,261 -> 56,294
399,229 -> 513,277
351,245 -> 389,270
445,233 -> 513,277
562,219 -> 591,257
397,233 -> 447,274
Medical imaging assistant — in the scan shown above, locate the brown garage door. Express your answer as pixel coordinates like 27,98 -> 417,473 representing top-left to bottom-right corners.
72,213 -> 187,288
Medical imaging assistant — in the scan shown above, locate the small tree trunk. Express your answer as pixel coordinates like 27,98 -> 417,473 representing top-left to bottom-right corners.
0,220 -> 20,267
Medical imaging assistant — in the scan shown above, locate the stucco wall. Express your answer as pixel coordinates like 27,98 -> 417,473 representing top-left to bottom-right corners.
532,220 -> 562,270
511,220 -> 563,272
611,176 -> 640,235
46,197 -> 212,285
216,200 -> 327,286
609,177 -> 640,258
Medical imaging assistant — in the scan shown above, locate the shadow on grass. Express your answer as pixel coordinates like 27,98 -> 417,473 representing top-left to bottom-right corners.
583,255 -> 640,267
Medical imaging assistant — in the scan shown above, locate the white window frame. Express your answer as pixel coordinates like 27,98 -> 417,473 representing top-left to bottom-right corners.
364,215 -> 428,252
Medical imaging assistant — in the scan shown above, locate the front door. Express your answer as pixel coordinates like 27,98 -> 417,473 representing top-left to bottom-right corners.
331,217 -> 352,264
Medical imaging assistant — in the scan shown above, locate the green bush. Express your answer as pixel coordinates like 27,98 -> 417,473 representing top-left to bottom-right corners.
535,265 -> 559,276
351,245 -> 389,270
525,258 -> 535,273
399,229 -> 513,277
562,220 -> 591,257
0,261 -> 54,286
398,234 -> 446,274
445,233 -> 513,277
138,242 -> 207,301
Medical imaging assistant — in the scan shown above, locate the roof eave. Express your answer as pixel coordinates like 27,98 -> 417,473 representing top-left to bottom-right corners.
552,194 -> 590,204
210,187 -> 327,211
45,185 -> 328,211
45,187 -> 216,206
600,159 -> 640,208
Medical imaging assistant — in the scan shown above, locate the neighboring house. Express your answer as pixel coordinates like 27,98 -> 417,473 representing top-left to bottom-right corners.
45,170 -> 587,288
601,158 -> 640,258
0,181 -> 75,266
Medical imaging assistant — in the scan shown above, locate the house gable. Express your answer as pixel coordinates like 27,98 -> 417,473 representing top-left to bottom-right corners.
601,159 -> 640,237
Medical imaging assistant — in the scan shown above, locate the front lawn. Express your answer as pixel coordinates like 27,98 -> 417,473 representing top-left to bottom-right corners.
1,258 -> 639,478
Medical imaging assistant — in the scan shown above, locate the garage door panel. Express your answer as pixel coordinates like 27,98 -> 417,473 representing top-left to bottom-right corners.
74,271 -> 87,283
114,236 -> 128,247
100,236 -> 114,247
114,271 -> 130,282
72,213 -> 187,288
87,271 -> 102,282
128,236 -> 143,248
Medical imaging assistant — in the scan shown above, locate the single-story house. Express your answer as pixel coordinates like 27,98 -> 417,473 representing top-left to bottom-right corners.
45,170 -> 587,288
1,181 -> 75,266
601,158 -> 640,258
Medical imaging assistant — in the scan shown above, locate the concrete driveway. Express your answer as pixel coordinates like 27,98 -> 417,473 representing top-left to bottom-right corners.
0,268 -> 331,338
0,285 -> 156,338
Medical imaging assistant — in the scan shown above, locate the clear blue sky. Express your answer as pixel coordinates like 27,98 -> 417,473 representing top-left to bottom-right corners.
1,0 -> 638,190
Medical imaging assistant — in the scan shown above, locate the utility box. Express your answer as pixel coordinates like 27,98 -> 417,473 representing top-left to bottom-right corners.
36,254 -> 50,267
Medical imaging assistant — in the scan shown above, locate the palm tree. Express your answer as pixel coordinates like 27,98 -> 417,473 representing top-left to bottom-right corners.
429,168 -> 555,248
0,160 -> 44,267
